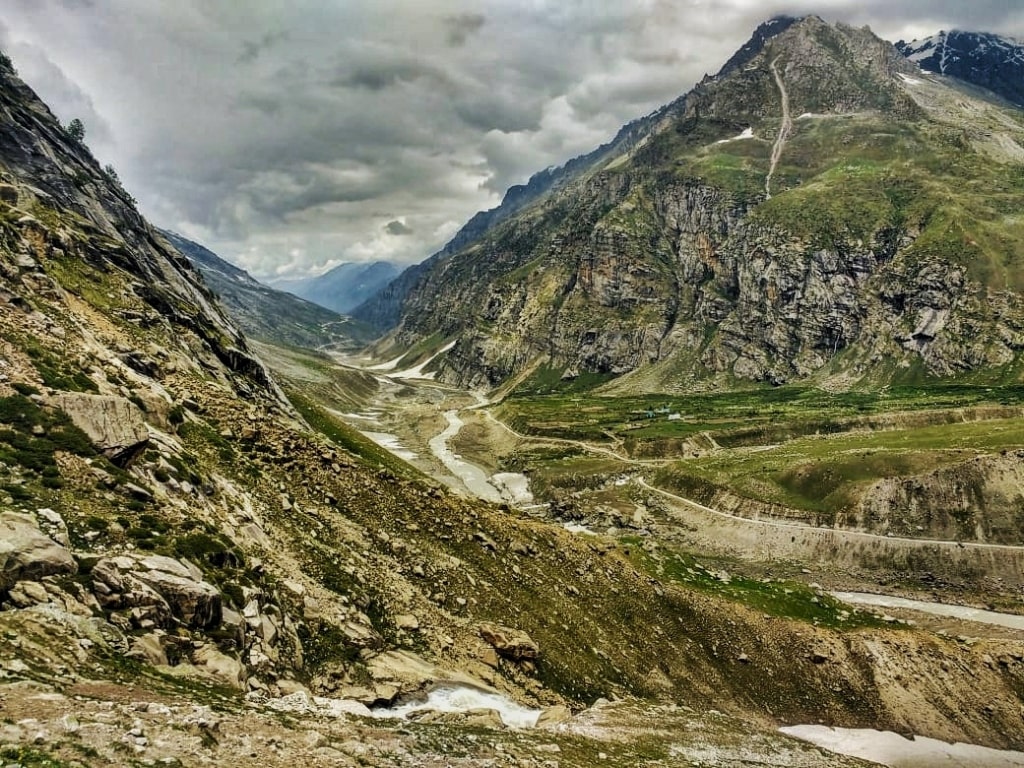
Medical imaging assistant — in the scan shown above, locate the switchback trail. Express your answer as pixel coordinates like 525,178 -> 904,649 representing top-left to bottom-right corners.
765,57 -> 792,199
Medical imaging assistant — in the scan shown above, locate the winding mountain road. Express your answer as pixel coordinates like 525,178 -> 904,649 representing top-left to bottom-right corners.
637,477 -> 1024,553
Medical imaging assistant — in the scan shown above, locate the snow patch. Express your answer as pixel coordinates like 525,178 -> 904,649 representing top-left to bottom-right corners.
781,725 -> 1024,767
360,431 -> 418,461
391,340 -> 457,380
897,73 -> 923,86
715,127 -> 754,144
366,353 -> 406,371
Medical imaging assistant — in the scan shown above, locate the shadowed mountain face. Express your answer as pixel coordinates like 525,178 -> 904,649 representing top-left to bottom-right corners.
365,16 -> 1024,394
273,260 -> 400,315
164,231 -> 374,350
898,30 -> 1024,107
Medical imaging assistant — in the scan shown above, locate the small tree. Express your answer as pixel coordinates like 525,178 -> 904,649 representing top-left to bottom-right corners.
65,118 -> 85,142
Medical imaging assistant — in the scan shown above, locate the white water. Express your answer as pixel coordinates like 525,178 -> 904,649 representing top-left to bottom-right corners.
782,725 -> 1024,767
360,431 -> 418,461
492,472 -> 534,505
371,685 -> 542,729
834,592 -> 1024,631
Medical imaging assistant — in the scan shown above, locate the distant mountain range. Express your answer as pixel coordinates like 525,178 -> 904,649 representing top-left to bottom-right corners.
163,231 -> 374,350
272,260 -> 400,314
897,30 -> 1024,106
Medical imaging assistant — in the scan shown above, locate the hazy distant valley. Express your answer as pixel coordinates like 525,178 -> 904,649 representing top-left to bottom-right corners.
3,13 -> 1024,768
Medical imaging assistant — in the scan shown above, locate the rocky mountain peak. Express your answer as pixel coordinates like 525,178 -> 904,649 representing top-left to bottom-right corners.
697,15 -> 919,123
371,14 -> 1024,392
897,30 -> 1024,106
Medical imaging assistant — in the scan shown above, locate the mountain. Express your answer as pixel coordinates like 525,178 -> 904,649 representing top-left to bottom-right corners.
347,22 -> 757,333
273,259 -> 400,314
2,25 -> 1024,767
897,30 -> 1024,106
371,16 -> 1024,393
163,231 -> 374,350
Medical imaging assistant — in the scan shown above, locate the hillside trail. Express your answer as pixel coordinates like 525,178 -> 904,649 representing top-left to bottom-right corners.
765,57 -> 792,199
636,477 -> 1024,554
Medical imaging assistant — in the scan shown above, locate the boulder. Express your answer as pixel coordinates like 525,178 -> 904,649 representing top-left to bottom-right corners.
193,645 -> 246,688
51,393 -> 149,464
536,705 -> 573,728
0,512 -> 77,590
133,568 -> 221,629
126,633 -> 169,666
478,622 -> 540,661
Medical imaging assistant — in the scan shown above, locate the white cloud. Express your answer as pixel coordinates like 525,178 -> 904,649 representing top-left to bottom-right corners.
2,0 -> 1022,278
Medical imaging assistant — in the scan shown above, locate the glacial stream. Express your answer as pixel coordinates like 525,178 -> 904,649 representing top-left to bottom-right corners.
370,685 -> 542,729
428,410 -> 504,503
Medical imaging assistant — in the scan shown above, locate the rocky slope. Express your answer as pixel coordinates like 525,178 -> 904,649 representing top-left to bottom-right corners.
164,231 -> 372,350
1,29 -> 1024,767
373,16 -> 1024,393
898,30 -> 1024,106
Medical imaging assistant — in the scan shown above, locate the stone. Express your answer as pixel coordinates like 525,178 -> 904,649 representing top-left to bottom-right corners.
0,512 -> 77,590
478,622 -> 540,661
35,508 -> 70,547
193,645 -> 246,689
51,393 -> 149,464
536,705 -> 572,728
126,633 -> 168,666
133,568 -> 222,629
395,613 -> 420,631
6,580 -> 51,608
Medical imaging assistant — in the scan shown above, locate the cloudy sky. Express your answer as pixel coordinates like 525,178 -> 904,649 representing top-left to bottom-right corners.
2,1 -> 1022,280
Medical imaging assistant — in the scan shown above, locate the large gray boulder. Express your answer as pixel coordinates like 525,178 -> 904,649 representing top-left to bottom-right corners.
134,568 -> 221,629
0,512 -> 77,591
51,393 -> 149,463
91,555 -> 221,629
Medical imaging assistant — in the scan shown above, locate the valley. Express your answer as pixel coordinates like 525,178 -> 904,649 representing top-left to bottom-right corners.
3,11 -> 1024,768
265,340 -> 1024,630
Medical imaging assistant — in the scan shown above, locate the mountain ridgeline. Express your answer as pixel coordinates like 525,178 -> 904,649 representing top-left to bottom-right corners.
897,30 -> 1024,107
272,259 -> 400,315
362,16 -> 1024,393
164,231 -> 374,350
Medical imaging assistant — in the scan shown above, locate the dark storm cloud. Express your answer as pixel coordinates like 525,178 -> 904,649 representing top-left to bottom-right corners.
2,1 -> 1021,279
385,220 -> 414,236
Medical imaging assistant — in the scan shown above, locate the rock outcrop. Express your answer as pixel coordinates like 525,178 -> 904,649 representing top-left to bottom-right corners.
479,623 -> 540,661
52,393 -> 149,463
0,512 -> 76,590
91,555 -> 221,629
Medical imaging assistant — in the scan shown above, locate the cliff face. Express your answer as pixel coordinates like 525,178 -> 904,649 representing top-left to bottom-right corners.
381,16 -> 1024,392
0,56 -> 280,399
